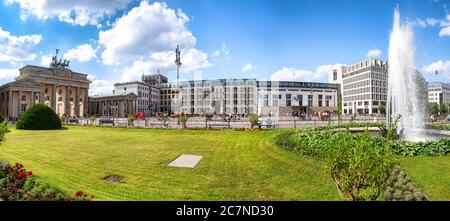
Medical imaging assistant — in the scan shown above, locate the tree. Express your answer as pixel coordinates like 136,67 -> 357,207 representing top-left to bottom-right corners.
127,115 -> 135,126
378,103 -> 386,115
431,103 -> 440,115
248,114 -> 259,128
337,96 -> 342,122
178,113 -> 189,129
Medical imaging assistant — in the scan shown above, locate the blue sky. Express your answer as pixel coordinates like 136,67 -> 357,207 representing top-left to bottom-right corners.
0,0 -> 449,95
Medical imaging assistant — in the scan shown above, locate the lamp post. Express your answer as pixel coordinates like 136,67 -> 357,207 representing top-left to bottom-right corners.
174,45 -> 182,114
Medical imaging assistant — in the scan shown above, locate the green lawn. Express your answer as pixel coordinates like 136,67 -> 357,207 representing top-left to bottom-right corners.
400,156 -> 450,200
0,126 -> 339,201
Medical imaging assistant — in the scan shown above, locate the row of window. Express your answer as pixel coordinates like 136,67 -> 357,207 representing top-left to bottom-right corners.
343,94 -> 387,102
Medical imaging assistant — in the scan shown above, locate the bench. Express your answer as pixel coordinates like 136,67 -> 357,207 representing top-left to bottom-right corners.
208,122 -> 229,129
148,122 -> 168,128
258,121 -> 277,128
68,119 -> 79,125
99,119 -> 115,126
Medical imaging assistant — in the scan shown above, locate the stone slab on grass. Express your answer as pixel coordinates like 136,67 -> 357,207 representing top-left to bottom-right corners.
168,154 -> 203,168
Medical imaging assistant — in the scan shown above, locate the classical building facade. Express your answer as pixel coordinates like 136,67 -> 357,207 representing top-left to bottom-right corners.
0,65 -> 90,119
88,93 -> 137,118
113,81 -> 160,116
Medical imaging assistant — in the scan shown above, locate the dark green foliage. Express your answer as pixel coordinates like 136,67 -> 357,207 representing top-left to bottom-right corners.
0,160 -> 9,180
0,121 -> 9,142
15,104 -> 61,130
383,165 -> 428,201
0,114 -> 6,124
390,138 -> 450,156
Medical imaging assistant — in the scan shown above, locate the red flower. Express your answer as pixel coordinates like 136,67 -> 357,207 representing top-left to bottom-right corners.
17,171 -> 24,179
75,191 -> 84,197
27,170 -> 33,176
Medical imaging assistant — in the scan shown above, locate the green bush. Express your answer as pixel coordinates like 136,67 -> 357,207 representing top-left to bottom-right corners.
15,104 -> 61,130
0,114 -> 6,124
275,128 -> 396,200
390,138 -> 450,156
0,160 -> 9,180
178,113 -> 189,129
248,114 -> 259,128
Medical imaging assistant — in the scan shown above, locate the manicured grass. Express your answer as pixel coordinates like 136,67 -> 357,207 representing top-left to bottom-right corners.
400,156 -> 450,200
0,126 -> 339,201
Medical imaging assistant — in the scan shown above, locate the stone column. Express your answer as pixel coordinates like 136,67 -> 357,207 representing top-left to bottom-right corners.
8,91 -> 12,118
31,92 -> 35,105
39,87 -> 45,104
51,85 -> 56,111
84,88 -> 89,117
99,101 -> 103,116
17,91 -> 22,117
65,86 -> 70,116
119,100 -> 125,118
74,87 -> 80,117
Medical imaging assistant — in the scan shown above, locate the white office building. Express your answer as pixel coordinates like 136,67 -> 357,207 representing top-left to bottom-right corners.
257,81 -> 339,117
428,82 -> 450,105
174,79 -> 257,115
332,58 -> 389,115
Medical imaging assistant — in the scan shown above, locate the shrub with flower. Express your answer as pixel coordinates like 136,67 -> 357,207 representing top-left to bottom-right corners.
0,162 -> 93,201
0,163 -> 33,200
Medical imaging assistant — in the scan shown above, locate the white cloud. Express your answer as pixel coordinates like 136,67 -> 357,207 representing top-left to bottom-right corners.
241,63 -> 258,72
426,18 -> 440,26
422,60 -> 450,79
89,79 -> 114,96
221,43 -> 230,56
40,54 -> 52,66
0,68 -> 20,81
212,50 -> 221,57
367,49 -> 382,58
63,44 -> 97,62
99,1 -> 196,65
0,27 -> 42,64
121,48 -> 211,82
6,0 -> 131,26
439,26 -> 450,37
270,63 -> 345,82
98,1 -> 211,81
211,43 -> 230,59
87,74 -> 96,81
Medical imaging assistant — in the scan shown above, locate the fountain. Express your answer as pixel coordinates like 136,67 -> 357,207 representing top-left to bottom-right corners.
387,9 -> 428,141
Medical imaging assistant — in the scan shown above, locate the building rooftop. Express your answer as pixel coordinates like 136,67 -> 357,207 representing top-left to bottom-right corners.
428,81 -> 450,89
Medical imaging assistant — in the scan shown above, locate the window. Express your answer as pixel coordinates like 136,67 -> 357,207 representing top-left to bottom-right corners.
286,94 -> 291,106
21,95 -> 26,101
308,95 -> 313,107
297,95 -> 303,106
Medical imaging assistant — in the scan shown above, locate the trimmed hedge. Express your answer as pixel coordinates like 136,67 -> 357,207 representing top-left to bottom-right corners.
16,104 -> 61,130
